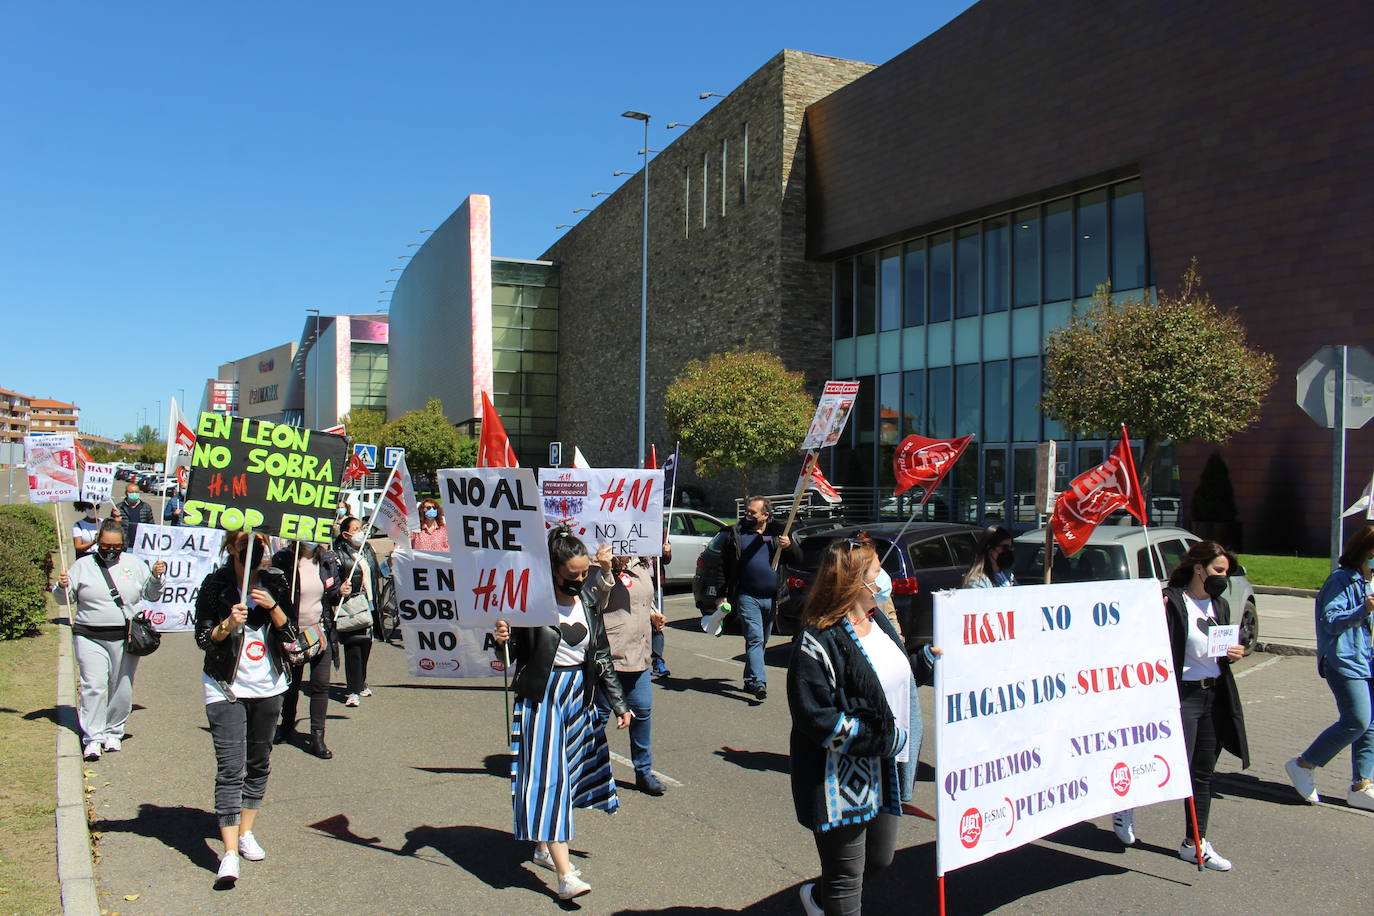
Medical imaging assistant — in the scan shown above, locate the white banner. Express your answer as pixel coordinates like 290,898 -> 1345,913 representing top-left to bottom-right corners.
538,467 -> 664,557
373,453 -> 419,544
81,463 -> 115,505
392,550 -> 507,677
438,467 -> 557,627
933,579 -> 1190,874
23,433 -> 80,502
801,380 -> 861,451
128,524 -> 226,632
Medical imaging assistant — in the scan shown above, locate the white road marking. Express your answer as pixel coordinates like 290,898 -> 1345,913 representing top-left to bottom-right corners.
1233,655 -> 1282,679
692,652 -> 740,667
608,751 -> 684,787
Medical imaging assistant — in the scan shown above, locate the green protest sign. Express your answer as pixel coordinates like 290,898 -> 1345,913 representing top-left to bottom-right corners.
184,413 -> 348,541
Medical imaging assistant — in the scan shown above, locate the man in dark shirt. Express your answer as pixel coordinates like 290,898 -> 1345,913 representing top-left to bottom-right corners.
111,482 -> 153,546
703,497 -> 801,701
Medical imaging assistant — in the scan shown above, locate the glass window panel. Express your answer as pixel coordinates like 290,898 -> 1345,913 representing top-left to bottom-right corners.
856,252 -> 877,335
1013,208 -> 1040,307
955,363 -> 980,438
492,305 -> 519,327
529,417 -> 557,436
531,308 -> 558,330
902,370 -> 924,436
953,441 -> 979,523
984,447 -> 1007,523
984,217 -> 1009,313
880,246 -> 902,331
522,352 -> 556,373
524,395 -> 558,417
1012,357 -> 1040,441
1012,447 -> 1038,523
855,376 -> 876,446
901,326 -> 925,368
903,240 -> 926,326
928,367 -> 952,438
493,372 -> 522,395
879,373 -> 900,487
878,330 -> 901,371
909,537 -> 953,570
835,259 -> 854,339
492,285 -> 521,306
1076,188 -> 1108,297
1111,179 -> 1146,290
1044,198 -> 1072,302
526,374 -> 557,396
526,329 -> 558,351
955,225 -> 980,317
983,360 -> 1009,442
493,351 -> 521,372
929,232 -> 952,323
491,326 -> 521,348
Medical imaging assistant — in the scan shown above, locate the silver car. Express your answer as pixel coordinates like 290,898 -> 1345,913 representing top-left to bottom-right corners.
1011,525 -> 1259,653
665,508 -> 731,585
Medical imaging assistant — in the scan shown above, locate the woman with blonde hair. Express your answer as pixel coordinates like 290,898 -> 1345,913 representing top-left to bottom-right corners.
787,536 -> 940,915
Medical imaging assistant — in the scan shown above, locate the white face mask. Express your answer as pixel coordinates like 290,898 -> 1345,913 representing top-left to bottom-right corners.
349,532 -> 365,548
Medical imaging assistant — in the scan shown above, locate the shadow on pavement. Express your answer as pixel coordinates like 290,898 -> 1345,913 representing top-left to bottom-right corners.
91,803 -> 221,873
1215,772 -> 1312,806
714,746 -> 789,774
23,706 -> 81,738
412,753 -> 510,779
653,676 -> 756,704
1040,821 -> 1180,862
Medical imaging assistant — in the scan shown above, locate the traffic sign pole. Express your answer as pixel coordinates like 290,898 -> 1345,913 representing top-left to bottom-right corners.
1331,345 -> 1347,566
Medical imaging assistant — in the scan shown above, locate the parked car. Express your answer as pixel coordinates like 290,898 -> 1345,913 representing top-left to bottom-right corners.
1011,525 -> 1259,653
767,522 -> 985,648
665,508 -> 730,585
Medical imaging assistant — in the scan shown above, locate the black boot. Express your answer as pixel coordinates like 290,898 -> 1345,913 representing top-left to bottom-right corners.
274,722 -> 296,745
309,728 -> 333,759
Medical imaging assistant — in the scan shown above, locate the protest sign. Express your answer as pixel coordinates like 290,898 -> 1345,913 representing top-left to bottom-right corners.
538,468 -> 664,557
129,523 -> 225,631
23,433 -> 79,502
392,550 -> 507,677
184,414 -> 347,541
81,463 -> 115,505
438,467 -> 557,626
1207,625 -> 1240,657
933,579 -> 1190,875
801,380 -> 861,451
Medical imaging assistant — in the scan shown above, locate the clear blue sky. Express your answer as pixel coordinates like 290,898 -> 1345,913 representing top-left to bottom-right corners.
1,0 -> 975,439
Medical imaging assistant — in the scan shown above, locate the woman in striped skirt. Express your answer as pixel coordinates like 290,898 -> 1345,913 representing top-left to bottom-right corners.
493,529 -> 631,901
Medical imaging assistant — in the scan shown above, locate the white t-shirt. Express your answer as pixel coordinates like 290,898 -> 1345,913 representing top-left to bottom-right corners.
203,603 -> 289,704
72,518 -> 101,554
1181,592 -> 1222,681
552,598 -> 591,668
858,621 -> 914,763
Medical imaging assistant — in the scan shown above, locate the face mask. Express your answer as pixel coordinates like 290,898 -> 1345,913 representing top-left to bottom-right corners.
97,545 -> 122,565
424,508 -> 439,520
1203,574 -> 1228,600
557,577 -> 584,597
349,532 -> 365,548
867,569 -> 893,605
85,510 -> 98,520
126,493 -> 140,503
996,550 -> 1015,571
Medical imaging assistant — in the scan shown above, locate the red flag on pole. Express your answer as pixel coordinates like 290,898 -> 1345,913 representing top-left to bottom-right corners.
344,451 -> 369,482
808,462 -> 842,504
1051,426 -> 1147,555
646,444 -> 658,470
477,391 -> 519,468
74,438 -> 93,467
893,434 -> 975,502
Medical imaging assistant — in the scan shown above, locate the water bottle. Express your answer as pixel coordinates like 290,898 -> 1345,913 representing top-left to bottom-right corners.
701,600 -> 732,637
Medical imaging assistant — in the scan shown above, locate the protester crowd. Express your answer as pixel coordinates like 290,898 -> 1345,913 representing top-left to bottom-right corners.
50,478 -> 1374,909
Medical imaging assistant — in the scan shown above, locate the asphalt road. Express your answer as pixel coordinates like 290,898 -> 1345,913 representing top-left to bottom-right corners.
74,581 -> 1373,916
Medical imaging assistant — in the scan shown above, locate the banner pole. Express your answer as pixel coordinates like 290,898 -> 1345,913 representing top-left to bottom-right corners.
501,641 -> 512,733
937,874 -> 946,916
343,461 -> 399,585
52,502 -> 72,605
772,451 -> 816,570
1186,795 -> 1205,872
880,497 -> 927,567
291,540 -> 302,603
1043,513 -> 1055,585
240,525 -> 255,603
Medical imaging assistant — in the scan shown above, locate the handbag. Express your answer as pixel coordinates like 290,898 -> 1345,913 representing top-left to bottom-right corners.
334,593 -> 373,633
285,623 -> 328,666
97,560 -> 161,656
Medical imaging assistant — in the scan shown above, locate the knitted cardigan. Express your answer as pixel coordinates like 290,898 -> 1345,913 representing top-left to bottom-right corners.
787,611 -> 934,832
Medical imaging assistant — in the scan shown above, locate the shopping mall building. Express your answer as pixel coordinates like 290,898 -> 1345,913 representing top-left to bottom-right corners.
387,0 -> 1369,553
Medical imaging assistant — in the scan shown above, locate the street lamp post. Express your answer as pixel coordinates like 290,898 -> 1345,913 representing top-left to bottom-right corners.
155,400 -> 161,440
622,110 -> 650,467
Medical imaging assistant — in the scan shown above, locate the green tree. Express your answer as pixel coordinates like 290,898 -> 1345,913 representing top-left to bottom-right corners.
1042,262 -> 1275,499
87,445 -> 114,463
339,408 -> 386,448
135,441 -> 167,465
121,424 -> 158,445
664,348 -> 814,496
382,398 -> 462,480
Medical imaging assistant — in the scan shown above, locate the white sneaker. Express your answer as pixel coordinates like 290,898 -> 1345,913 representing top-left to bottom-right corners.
1179,839 -> 1232,872
1111,810 -> 1136,845
557,872 -> 592,900
238,831 -> 265,861
345,694 -> 360,707
531,848 -> 580,875
83,741 -> 102,761
215,852 -> 240,889
103,736 -> 122,753
1284,757 -> 1319,804
1347,783 -> 1374,812
799,882 -> 824,916
359,687 -> 373,698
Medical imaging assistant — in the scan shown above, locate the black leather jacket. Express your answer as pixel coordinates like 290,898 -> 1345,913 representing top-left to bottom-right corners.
508,589 -> 629,716
270,547 -> 343,632
194,563 -> 299,700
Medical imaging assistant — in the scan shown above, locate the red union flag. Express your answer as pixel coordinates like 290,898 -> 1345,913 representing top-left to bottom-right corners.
166,399 -> 197,488
343,451 -> 369,482
478,391 -> 519,468
893,434 -> 975,502
1051,427 -> 1147,555
808,462 -> 842,504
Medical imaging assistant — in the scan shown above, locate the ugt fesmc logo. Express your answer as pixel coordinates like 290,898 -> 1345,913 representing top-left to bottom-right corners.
1111,762 -> 1132,797
897,440 -> 959,488
959,808 -> 983,848
418,657 -> 436,671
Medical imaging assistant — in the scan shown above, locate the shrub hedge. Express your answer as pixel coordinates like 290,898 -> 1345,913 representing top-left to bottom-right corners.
0,504 -> 59,552
0,504 -> 57,639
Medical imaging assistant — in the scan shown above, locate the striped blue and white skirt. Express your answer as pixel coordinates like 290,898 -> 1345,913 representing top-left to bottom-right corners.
511,666 -> 619,842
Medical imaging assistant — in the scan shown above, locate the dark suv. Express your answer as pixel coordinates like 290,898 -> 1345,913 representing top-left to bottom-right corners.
775,522 -> 984,649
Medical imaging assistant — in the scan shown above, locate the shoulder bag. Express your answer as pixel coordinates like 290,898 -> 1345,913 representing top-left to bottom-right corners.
97,561 -> 161,657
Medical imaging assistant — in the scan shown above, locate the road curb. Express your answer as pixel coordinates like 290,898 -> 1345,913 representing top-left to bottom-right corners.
54,614 -> 101,916
1256,640 -> 1318,657
1254,585 -> 1318,598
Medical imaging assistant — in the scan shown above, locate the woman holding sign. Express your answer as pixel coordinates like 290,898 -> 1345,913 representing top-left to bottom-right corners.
787,536 -> 940,916
193,531 -> 298,890
493,527 -> 631,902
272,541 -> 347,759
333,516 -> 388,706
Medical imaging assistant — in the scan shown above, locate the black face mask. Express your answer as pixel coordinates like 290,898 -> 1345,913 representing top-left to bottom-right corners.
1203,574 -> 1228,600
557,578 -> 584,597
96,546 -> 122,565
996,551 -> 1015,571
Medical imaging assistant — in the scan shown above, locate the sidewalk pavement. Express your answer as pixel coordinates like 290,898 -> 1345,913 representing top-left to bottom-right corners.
1253,592 -> 1318,655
